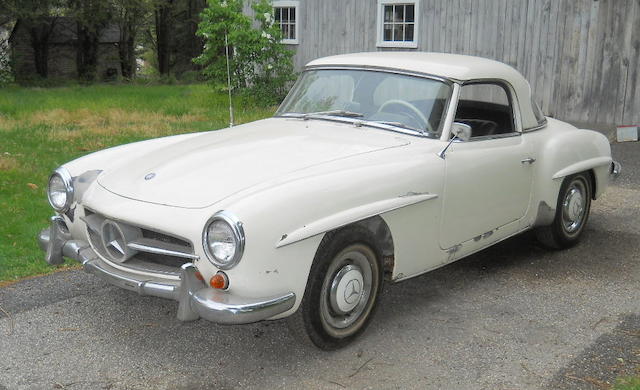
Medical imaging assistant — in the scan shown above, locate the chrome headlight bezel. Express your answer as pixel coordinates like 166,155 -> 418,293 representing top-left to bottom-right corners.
202,211 -> 245,270
47,167 -> 74,212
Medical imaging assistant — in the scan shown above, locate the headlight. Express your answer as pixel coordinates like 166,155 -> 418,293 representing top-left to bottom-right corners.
47,167 -> 74,212
202,211 -> 245,269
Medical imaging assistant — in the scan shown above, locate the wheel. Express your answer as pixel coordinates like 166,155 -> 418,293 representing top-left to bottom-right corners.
536,172 -> 592,249
377,99 -> 433,132
288,226 -> 383,350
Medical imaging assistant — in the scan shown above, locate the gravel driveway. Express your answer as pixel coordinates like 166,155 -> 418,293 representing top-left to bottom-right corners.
1,141 -> 638,390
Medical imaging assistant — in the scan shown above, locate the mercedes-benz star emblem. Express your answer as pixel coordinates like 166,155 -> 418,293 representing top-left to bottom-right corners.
343,278 -> 362,305
102,221 -> 126,259
144,172 -> 156,180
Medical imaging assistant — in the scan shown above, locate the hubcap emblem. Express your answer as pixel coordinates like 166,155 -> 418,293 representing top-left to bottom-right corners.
344,278 -> 362,305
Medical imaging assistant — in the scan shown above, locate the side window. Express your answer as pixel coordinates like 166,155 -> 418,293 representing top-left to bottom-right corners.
455,83 -> 515,138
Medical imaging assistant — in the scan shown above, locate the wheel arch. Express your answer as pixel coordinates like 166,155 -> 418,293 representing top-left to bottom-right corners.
317,215 -> 395,280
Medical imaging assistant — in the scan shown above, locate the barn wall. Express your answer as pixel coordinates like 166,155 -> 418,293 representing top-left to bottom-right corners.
256,0 -> 640,125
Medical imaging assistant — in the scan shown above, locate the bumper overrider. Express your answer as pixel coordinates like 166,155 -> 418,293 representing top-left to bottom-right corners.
38,216 -> 295,324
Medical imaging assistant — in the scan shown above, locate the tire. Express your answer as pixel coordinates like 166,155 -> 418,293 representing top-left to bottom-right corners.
287,226 -> 384,350
536,172 -> 592,249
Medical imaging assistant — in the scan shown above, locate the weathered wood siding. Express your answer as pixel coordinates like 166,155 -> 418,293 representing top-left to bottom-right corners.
252,0 -> 640,125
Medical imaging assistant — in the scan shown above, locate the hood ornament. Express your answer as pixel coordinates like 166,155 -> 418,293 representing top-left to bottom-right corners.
144,172 -> 156,181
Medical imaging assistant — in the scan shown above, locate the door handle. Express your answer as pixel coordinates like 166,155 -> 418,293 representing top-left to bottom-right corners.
521,157 -> 536,164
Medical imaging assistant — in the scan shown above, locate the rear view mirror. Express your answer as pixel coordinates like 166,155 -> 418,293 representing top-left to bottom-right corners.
451,122 -> 472,142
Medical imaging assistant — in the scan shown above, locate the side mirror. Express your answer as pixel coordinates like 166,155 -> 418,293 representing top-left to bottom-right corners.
438,122 -> 473,159
451,122 -> 472,142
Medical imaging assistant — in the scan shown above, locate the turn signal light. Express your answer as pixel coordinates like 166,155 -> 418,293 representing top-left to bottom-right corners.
210,272 -> 229,289
194,271 -> 204,281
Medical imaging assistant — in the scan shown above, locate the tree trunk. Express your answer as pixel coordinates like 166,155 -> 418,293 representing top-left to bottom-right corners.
76,22 -> 99,81
118,16 -> 136,79
155,1 -> 172,75
26,18 -> 56,78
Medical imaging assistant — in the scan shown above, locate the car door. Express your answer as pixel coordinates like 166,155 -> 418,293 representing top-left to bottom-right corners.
439,82 -> 534,250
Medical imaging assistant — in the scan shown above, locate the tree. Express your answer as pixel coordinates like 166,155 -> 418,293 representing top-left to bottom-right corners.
111,0 -> 153,79
154,0 -> 174,75
1,0 -> 65,78
195,0 -> 295,104
68,0 -> 113,81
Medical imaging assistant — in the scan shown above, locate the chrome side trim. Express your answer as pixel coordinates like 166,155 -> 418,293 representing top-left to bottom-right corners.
37,226 -> 295,324
127,238 -> 199,260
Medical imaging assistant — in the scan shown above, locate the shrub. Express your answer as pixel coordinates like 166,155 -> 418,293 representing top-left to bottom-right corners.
195,0 -> 296,105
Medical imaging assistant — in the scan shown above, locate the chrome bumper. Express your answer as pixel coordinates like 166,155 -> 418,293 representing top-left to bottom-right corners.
38,216 -> 295,324
610,160 -> 622,180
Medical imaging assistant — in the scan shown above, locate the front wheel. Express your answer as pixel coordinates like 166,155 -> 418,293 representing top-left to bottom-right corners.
288,226 -> 383,350
536,172 -> 592,249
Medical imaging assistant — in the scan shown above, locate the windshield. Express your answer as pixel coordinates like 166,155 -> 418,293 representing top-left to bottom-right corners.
276,69 -> 452,136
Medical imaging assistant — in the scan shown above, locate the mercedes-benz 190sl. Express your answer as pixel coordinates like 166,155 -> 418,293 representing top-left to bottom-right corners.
38,52 -> 621,349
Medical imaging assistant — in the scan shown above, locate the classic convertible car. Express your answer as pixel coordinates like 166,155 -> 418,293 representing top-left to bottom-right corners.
38,52 -> 620,349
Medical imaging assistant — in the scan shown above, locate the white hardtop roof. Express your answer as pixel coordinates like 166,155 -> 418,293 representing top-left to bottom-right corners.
306,52 -> 538,129
307,52 -> 524,83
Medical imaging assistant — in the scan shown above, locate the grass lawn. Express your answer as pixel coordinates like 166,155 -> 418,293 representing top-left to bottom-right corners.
0,83 -> 275,283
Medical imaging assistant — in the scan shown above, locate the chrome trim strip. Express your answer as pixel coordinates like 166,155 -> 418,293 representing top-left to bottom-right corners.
303,64 -> 453,84
523,121 -> 548,133
37,227 -> 295,324
127,238 -> 199,260
453,132 -> 522,142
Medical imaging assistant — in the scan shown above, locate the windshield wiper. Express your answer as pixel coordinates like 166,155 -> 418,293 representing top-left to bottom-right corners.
302,110 -> 364,119
365,120 -> 425,134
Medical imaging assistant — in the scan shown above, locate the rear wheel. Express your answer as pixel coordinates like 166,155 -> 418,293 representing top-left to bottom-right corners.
536,172 -> 592,249
288,226 -> 383,350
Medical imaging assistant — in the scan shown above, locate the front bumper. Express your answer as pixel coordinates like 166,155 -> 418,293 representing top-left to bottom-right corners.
38,216 -> 295,324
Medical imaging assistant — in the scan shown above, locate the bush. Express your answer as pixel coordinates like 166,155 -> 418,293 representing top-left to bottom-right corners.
195,0 -> 296,105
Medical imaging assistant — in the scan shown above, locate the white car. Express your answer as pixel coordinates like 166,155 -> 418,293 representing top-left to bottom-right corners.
39,52 -> 620,349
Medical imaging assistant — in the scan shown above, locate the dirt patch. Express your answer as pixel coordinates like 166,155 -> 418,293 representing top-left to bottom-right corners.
0,155 -> 19,171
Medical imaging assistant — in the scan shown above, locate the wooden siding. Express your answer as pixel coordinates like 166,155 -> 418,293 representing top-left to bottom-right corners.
252,0 -> 640,125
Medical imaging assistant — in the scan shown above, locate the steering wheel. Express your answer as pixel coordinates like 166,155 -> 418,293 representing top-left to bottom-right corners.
377,99 -> 433,133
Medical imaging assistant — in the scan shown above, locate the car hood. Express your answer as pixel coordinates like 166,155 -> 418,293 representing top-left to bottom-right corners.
97,118 -> 411,208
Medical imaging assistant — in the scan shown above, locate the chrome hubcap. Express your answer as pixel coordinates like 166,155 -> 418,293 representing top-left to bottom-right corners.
330,265 -> 365,314
562,181 -> 586,233
320,245 -> 374,334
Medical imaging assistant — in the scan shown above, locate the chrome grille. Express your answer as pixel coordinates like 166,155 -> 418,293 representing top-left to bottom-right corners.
83,209 -> 197,274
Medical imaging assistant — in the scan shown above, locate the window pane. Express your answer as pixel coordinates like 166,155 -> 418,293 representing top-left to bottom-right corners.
406,5 -> 414,22
282,24 -> 289,38
405,23 -> 414,41
384,5 -> 393,22
383,24 -> 392,41
394,5 -> 404,22
393,24 -> 404,41
282,7 -> 289,22
290,7 -> 295,22
275,8 -> 281,22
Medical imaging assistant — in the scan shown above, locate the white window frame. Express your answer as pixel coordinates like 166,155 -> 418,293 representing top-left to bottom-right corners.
273,0 -> 299,45
376,0 -> 419,49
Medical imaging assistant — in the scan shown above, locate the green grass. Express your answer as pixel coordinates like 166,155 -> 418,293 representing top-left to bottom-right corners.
0,83 -> 275,282
616,376 -> 640,390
